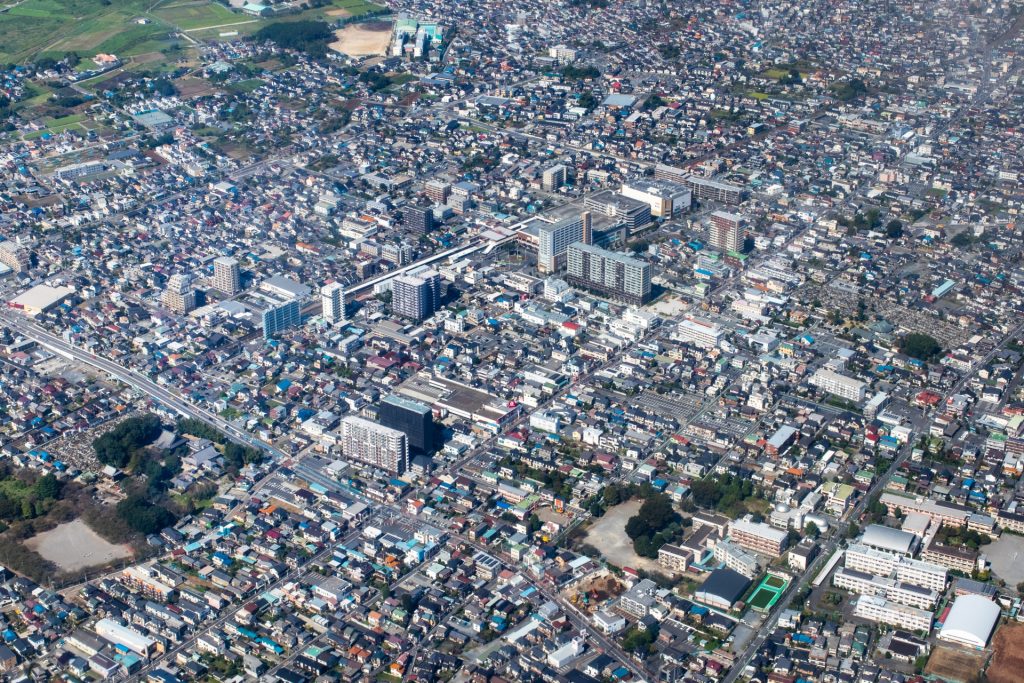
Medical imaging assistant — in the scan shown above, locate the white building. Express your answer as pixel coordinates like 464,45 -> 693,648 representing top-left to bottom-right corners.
321,282 -> 346,324
620,178 -> 692,217
676,316 -> 725,350
938,595 -> 1000,649
852,595 -> 932,632
810,368 -> 867,402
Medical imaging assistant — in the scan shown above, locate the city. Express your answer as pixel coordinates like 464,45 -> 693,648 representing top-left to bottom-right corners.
0,0 -> 1023,682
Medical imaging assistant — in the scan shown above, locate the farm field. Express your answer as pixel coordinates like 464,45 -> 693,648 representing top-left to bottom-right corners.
151,0 -> 241,31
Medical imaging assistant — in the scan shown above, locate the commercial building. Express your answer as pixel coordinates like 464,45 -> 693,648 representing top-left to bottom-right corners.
583,190 -> 652,232
542,163 -> 567,191
403,204 -> 435,233
938,595 -> 1000,649
676,316 -> 726,350
565,242 -> 652,305
709,211 -> 744,253
378,394 -> 435,455
0,240 -> 31,272
393,266 -> 442,321
340,415 -> 409,474
161,273 -> 196,314
321,282 -> 346,324
852,595 -> 932,632
537,211 -> 592,273
728,517 -> 788,557
212,256 -> 241,295
7,284 -> 74,317
621,178 -> 692,217
810,368 -> 867,403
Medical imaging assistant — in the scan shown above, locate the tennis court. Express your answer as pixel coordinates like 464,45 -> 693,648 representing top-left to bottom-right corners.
748,574 -> 788,611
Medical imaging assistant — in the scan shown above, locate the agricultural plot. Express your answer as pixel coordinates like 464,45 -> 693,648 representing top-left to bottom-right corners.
151,0 -> 240,31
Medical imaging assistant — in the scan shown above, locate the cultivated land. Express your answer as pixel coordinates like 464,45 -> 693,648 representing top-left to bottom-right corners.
329,21 -> 393,57
26,519 -> 133,573
987,623 -> 1024,683
925,644 -> 989,683
583,499 -> 663,573
0,0 -> 387,63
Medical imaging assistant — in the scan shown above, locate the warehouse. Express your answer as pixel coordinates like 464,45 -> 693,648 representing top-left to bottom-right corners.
7,284 -> 75,317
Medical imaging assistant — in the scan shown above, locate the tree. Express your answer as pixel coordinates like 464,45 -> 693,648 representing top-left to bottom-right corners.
93,414 -> 163,468
116,495 -> 176,534
885,219 -> 903,239
34,474 -> 61,501
804,521 -> 819,539
899,333 -> 942,361
254,20 -> 334,58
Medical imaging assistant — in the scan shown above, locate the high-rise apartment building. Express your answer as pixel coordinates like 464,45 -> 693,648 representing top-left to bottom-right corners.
542,164 -> 567,191
321,282 -> 346,324
424,179 -> 450,204
403,204 -> 435,233
340,415 -> 408,474
392,266 -> 441,321
379,394 -> 435,455
709,211 -> 744,253
565,242 -> 652,305
0,240 -> 31,273
213,256 -> 241,295
161,273 -> 197,314
537,211 -> 592,273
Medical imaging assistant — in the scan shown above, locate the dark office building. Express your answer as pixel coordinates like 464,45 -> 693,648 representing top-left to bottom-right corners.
403,204 -> 435,233
379,394 -> 436,455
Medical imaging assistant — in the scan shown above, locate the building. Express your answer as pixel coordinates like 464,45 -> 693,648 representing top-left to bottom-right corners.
340,415 -> 409,474
861,524 -> 918,555
7,284 -> 74,317
393,266 -> 441,321
583,190 -> 652,232
537,212 -> 592,273
679,171 -> 745,202
542,164 -> 567,191
937,595 -> 1000,648
810,368 -> 867,403
852,595 -> 932,632
833,568 -> 938,609
657,544 -> 692,573
161,273 -> 196,314
0,240 -> 31,272
693,568 -> 751,610
94,619 -> 156,657
676,316 -> 726,350
921,539 -> 978,574
425,179 -> 449,203
621,178 -> 692,217
212,256 -> 241,295
378,394 -> 435,455
403,204 -> 435,233
565,242 -> 652,305
712,538 -> 760,578
845,544 -> 947,592
321,282 -> 346,324
618,578 -> 659,618
728,518 -> 788,557
709,211 -> 743,253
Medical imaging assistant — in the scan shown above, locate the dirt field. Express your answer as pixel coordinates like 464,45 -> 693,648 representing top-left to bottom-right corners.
26,519 -> 132,573
583,499 -> 664,573
329,21 -> 393,56
326,7 -> 352,17
925,643 -> 989,683
987,622 -> 1024,683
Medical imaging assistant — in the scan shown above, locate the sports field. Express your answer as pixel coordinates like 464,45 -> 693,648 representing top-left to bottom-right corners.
748,574 -> 788,611
151,0 -> 240,31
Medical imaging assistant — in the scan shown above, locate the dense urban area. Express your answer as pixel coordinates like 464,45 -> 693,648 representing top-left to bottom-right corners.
1,0 -> 1024,682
